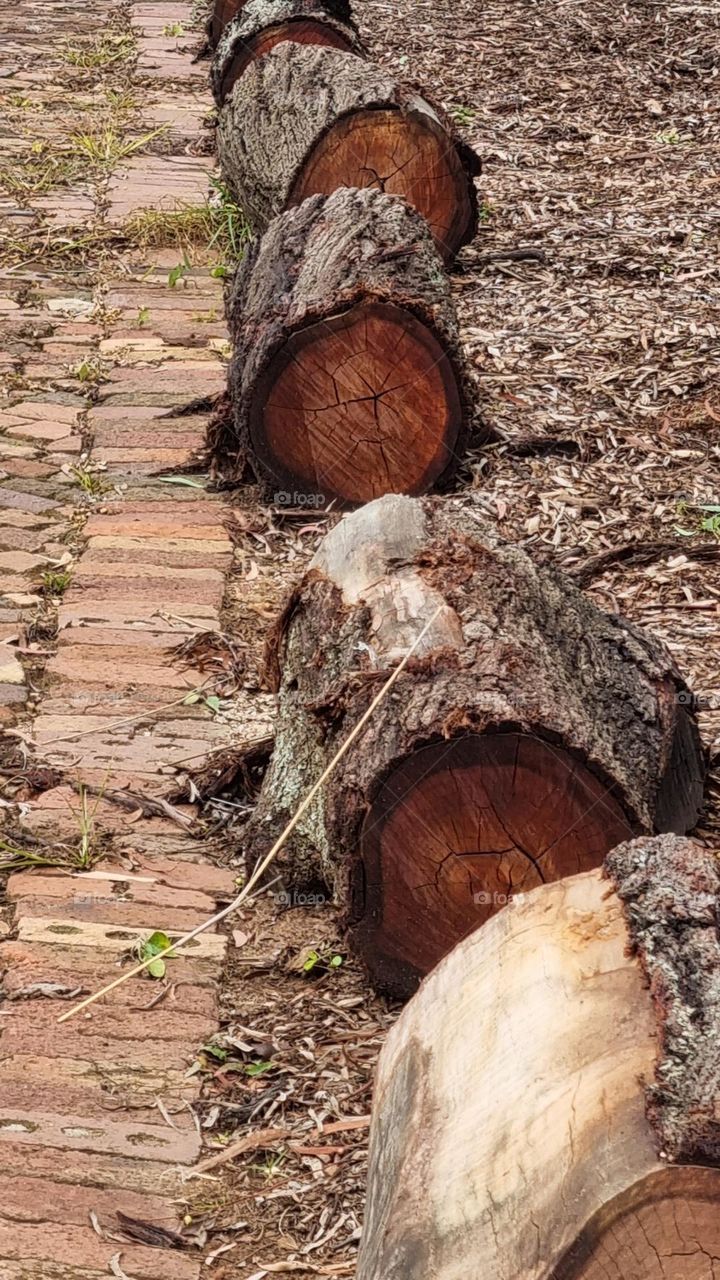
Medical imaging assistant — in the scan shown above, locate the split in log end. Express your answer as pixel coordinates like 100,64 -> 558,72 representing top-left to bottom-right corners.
551,1166 -> 720,1279
253,300 -> 464,504
290,105 -> 476,261
351,731 -> 635,989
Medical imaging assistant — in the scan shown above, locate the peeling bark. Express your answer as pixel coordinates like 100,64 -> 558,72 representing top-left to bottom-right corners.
244,495 -> 705,995
606,833 -> 720,1165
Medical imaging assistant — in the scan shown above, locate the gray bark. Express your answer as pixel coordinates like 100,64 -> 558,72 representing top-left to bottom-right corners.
244,494 -> 706,990
212,0 -> 363,105
211,186 -> 479,494
606,833 -> 720,1164
216,41 -> 479,245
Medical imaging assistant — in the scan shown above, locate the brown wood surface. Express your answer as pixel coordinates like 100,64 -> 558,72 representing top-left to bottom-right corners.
357,847 -> 720,1279
243,496 -> 705,995
215,188 -> 475,501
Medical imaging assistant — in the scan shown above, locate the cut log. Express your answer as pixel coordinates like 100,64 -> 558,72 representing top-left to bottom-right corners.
245,495 -> 705,996
207,0 -> 246,47
217,42 -> 479,260
213,188 -> 476,503
212,0 -> 363,107
357,836 -> 720,1280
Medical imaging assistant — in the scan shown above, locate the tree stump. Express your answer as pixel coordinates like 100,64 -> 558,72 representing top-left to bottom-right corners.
217,42 -> 479,260
245,495 -> 705,996
208,0 -> 246,47
213,188 -> 476,503
212,0 -> 363,106
357,835 -> 720,1280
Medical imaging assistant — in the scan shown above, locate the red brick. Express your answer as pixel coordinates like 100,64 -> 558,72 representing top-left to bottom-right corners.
8,870 -> 217,913
46,649 -> 206,687
0,487 -> 62,513
0,1221 -> 200,1278
0,1140 -> 183,1194
62,577 -> 223,604
0,937 -> 224,985
0,1013 -> 214,1072
13,893 -> 215,931
0,1173 -> 188,1231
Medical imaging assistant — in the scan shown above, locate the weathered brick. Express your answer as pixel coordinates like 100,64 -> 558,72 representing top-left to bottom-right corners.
0,1222 -> 201,1278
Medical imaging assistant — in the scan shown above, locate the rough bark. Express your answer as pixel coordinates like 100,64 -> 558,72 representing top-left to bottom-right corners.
216,41 -> 479,259
212,0 -> 363,106
357,846 -> 720,1280
212,187 -> 478,504
207,0 -> 246,47
606,833 -> 720,1166
243,494 -> 705,996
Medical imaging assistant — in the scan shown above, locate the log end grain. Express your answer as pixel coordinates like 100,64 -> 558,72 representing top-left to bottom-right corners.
217,43 -> 480,258
221,189 -> 477,504
212,0 -> 362,106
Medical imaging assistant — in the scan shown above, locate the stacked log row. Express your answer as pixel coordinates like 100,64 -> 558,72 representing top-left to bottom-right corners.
242,495 -> 705,996
211,187 -> 478,502
212,0 -> 364,106
217,42 -> 479,262
357,835 -> 720,1280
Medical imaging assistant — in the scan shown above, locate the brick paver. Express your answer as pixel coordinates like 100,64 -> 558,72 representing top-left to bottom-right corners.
1,2 -> 237,1272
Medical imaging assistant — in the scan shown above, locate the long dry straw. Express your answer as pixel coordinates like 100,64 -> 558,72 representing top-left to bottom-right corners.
58,607 -> 442,1023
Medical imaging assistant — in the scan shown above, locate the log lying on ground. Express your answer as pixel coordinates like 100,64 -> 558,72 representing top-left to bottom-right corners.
212,0 -> 363,106
245,494 -> 705,995
217,42 -> 479,260
357,836 -> 720,1280
207,0 -> 246,47
213,188 -> 476,503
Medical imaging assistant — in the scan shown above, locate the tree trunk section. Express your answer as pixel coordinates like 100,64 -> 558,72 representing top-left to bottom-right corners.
357,836 -> 720,1280
212,0 -> 363,106
217,41 -> 479,260
244,495 -> 705,996
213,188 -> 477,504
208,0 -> 246,47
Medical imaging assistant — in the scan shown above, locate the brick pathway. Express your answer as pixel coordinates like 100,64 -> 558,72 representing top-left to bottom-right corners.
1,3 -> 239,1273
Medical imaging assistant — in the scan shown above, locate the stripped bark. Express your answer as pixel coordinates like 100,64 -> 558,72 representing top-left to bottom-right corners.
243,495 -> 705,995
357,841 -> 720,1280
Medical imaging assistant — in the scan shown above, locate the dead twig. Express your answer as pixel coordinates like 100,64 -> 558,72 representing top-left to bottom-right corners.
57,609 -> 442,1024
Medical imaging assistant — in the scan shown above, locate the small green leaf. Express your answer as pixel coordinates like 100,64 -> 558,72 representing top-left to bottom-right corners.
302,950 -> 320,972
202,1044 -> 228,1062
183,691 -> 201,705
147,957 -> 166,979
329,954 -> 343,968
210,264 -> 228,279
144,930 -> 171,956
204,694 -> 221,713
245,1060 -> 275,1076
168,262 -> 187,287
